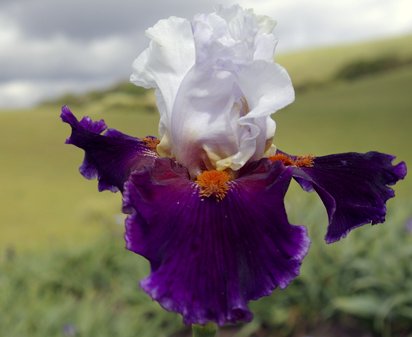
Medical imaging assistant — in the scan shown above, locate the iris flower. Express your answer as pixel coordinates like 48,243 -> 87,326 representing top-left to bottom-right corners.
61,5 -> 406,331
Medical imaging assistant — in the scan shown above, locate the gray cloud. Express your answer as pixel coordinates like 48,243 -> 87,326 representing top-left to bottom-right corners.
0,0 -> 227,107
0,0 -> 411,108
237,0 -> 412,50
0,34 -> 139,82
2,0 -> 217,40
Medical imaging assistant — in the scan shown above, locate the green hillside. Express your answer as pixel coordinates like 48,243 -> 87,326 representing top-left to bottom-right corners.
41,34 -> 412,111
278,34 -> 412,86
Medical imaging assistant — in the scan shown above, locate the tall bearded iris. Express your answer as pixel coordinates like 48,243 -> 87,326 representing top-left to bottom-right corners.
61,4 -> 406,331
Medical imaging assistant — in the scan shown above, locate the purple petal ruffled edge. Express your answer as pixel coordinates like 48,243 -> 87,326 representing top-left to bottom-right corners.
61,106 -> 158,192
275,150 -> 407,243
122,158 -> 310,326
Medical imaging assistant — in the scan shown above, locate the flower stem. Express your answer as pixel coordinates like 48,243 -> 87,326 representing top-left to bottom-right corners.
192,323 -> 218,337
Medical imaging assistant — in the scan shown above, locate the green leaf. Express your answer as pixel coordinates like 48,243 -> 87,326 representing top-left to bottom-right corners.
333,295 -> 382,317
192,323 -> 218,337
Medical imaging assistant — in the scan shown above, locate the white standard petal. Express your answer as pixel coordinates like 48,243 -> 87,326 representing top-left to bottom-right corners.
167,64 -> 240,176
192,5 -> 278,67
253,31 -> 278,62
130,5 -> 295,175
216,61 -> 295,170
130,17 -> 195,135
238,61 -> 295,120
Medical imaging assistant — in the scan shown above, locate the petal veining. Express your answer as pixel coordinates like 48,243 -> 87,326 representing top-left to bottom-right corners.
61,106 -> 157,192
272,151 -> 407,243
123,158 -> 309,325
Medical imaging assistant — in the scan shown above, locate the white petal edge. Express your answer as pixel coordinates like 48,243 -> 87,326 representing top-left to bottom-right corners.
215,61 -> 294,170
130,17 -> 195,134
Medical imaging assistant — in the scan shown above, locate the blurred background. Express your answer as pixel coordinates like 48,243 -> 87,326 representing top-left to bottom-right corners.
1,0 -> 411,336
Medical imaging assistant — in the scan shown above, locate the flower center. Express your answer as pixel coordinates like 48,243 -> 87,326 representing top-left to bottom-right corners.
195,170 -> 231,200
269,153 -> 315,167
143,137 -> 160,152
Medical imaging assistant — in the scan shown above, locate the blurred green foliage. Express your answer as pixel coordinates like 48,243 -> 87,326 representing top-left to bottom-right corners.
0,226 -> 182,337
1,197 -> 411,336
248,191 -> 412,337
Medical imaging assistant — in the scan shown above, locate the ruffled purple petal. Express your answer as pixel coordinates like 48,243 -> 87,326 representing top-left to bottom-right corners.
123,158 -> 309,326
61,106 -> 157,192
283,151 -> 407,243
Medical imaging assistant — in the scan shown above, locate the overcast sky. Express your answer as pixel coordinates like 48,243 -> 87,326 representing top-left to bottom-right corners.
1,0 -> 411,108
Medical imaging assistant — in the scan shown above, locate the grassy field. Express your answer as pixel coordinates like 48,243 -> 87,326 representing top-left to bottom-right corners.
0,34 -> 411,336
0,108 -> 158,251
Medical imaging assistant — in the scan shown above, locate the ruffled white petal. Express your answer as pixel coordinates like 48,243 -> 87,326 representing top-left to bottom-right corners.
168,65 -> 240,175
130,17 -> 195,136
237,61 -> 295,119
130,5 -> 294,175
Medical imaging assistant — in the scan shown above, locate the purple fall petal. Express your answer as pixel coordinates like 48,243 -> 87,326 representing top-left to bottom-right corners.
61,106 -> 157,192
285,151 -> 407,243
123,158 -> 309,326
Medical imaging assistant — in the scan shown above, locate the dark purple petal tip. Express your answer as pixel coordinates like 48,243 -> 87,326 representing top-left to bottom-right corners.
61,105 -> 107,142
280,150 -> 407,243
61,106 -> 157,192
123,158 -> 309,326
393,160 -> 407,182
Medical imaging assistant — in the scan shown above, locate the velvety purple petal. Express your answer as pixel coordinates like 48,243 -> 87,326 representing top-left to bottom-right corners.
61,106 -> 157,192
123,158 -> 309,326
283,151 -> 407,243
